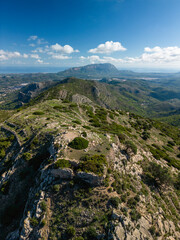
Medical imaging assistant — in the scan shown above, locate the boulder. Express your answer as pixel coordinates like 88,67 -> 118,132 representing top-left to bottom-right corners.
76,171 -> 104,186
51,168 -> 74,179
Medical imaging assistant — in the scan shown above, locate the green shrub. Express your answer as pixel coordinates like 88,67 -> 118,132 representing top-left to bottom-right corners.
53,184 -> 60,192
29,217 -> 39,227
68,137 -> 89,150
54,159 -> 71,169
66,226 -> 76,238
23,152 -> 31,161
125,140 -> 137,154
141,131 -> 150,140
40,201 -> 47,212
83,227 -> 97,240
143,162 -> 172,187
109,197 -> 120,208
81,131 -> 87,137
75,237 -> 84,240
41,219 -> 46,227
118,133 -> 126,142
83,125 -> 91,130
164,156 -> 180,170
130,209 -> 141,221
53,105 -> 63,110
0,148 -> 5,159
127,197 -> 138,208
78,154 -> 107,176
72,120 -> 81,125
33,111 -> 44,115
149,226 -> 156,236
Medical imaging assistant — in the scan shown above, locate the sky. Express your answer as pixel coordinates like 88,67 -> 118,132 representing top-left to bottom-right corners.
1,0 -> 180,71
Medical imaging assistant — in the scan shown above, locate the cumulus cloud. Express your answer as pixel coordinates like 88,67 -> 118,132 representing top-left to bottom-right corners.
82,46 -> 180,66
28,35 -> 38,41
141,46 -> 180,63
51,43 -> 79,54
0,50 -> 27,61
51,54 -> 72,60
30,54 -> 40,59
23,54 -> 28,58
37,59 -> 43,63
88,41 -> 126,54
80,55 -> 124,64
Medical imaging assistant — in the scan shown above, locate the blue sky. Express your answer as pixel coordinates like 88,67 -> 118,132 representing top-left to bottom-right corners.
1,0 -> 180,70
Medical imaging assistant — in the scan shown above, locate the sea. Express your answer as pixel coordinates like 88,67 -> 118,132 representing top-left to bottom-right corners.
0,66 -> 67,74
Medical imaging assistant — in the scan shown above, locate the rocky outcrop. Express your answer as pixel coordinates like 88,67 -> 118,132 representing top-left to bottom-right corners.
59,89 -> 67,100
76,171 -> 104,186
71,94 -> 92,104
51,168 -> 74,179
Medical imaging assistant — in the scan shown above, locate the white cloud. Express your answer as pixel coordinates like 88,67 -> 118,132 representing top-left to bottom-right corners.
37,59 -> 43,63
0,50 -> 23,61
82,46 -> 180,66
29,43 -> 35,47
23,54 -> 28,58
141,46 -> 180,63
51,54 -> 72,60
80,55 -> 124,64
30,54 -> 40,59
88,41 -> 126,54
37,38 -> 48,45
51,43 -> 79,54
28,35 -> 38,41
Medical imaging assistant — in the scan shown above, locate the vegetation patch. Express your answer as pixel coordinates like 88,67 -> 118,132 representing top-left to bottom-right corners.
78,154 -> 107,176
33,111 -> 44,115
125,140 -> 137,154
55,159 -> 71,169
68,137 -> 89,150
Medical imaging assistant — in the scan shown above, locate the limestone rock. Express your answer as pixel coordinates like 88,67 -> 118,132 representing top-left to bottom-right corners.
71,93 -> 92,104
76,171 -> 104,186
51,168 -> 74,179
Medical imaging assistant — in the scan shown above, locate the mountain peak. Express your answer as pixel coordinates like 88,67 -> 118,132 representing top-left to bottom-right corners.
58,63 -> 119,78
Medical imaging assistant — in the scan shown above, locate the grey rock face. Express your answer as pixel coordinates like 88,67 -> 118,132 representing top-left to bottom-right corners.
76,171 -> 104,186
51,168 -> 74,179
71,94 -> 92,104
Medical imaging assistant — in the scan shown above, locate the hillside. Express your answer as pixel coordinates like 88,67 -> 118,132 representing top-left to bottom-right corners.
1,76 -> 179,126
0,92 -> 180,239
0,63 -> 180,127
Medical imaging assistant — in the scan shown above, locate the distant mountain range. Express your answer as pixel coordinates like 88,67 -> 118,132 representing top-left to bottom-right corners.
57,63 -> 137,79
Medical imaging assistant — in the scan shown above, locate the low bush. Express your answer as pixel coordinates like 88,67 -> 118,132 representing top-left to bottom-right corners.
109,197 -> 120,208
81,131 -> 87,137
143,162 -> 172,187
164,156 -> 180,170
83,227 -> 97,240
66,226 -> 76,238
29,217 -> 39,227
78,154 -> 107,176
68,137 -> 89,150
23,152 -> 31,161
53,105 -> 63,110
33,111 -> 44,115
72,120 -> 81,125
125,140 -> 137,154
54,159 -> 71,169
40,200 -> 47,212
130,209 -> 141,221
